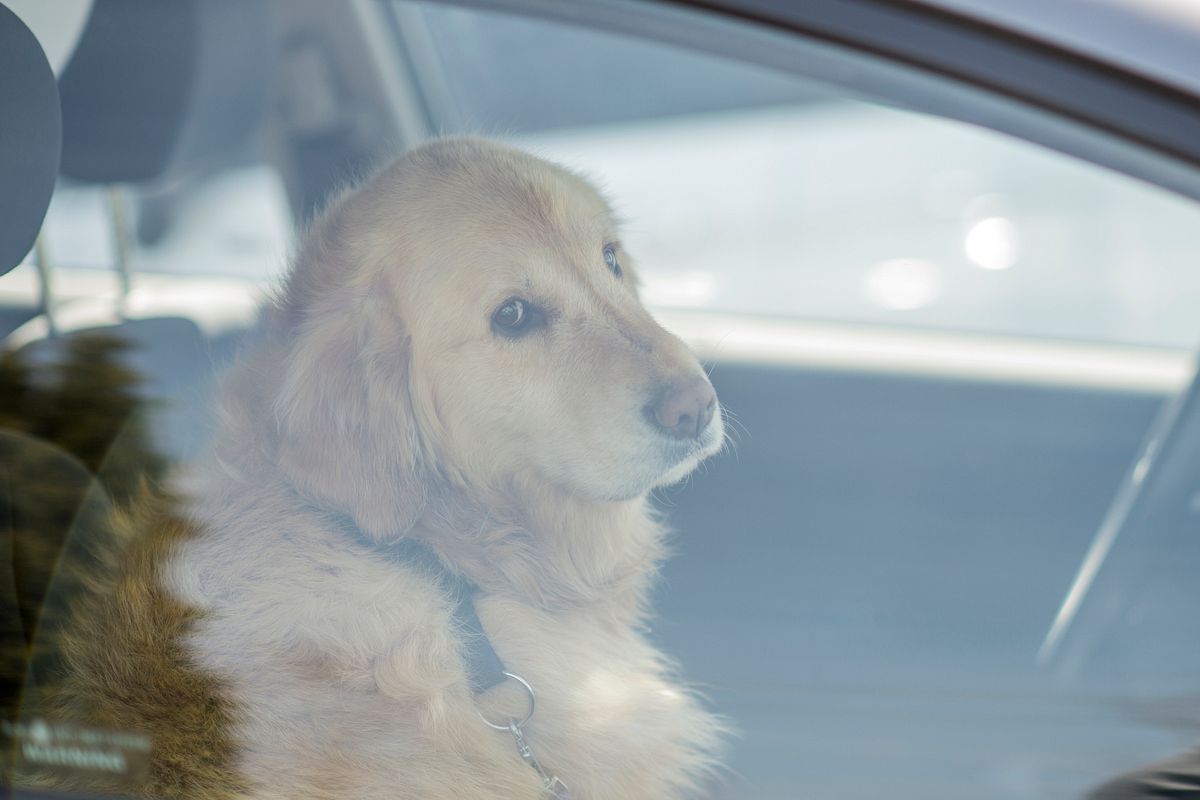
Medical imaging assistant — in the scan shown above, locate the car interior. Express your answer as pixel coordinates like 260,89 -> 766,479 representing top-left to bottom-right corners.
2,1 -> 1200,798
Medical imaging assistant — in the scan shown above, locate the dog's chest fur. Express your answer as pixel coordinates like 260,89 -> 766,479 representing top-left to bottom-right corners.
161,474 -> 722,800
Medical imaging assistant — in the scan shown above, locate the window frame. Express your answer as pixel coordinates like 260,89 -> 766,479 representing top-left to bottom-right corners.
404,0 -> 1200,203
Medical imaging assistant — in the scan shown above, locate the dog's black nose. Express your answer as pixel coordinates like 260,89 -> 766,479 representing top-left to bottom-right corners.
647,377 -> 717,439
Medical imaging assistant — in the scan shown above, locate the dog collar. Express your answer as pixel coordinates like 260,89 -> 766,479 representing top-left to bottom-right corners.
336,516 -> 571,798
331,513 -> 507,692
388,536 -> 510,694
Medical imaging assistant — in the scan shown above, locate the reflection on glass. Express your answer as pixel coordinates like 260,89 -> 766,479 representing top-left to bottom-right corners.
863,258 -> 942,311
964,217 -> 1019,272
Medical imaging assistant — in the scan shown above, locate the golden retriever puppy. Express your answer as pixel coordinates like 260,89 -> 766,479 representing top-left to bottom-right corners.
33,138 -> 726,799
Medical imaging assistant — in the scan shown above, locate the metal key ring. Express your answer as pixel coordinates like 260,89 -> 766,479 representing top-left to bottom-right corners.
477,671 -> 536,731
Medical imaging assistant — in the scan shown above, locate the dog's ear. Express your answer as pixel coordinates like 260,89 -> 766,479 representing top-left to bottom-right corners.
273,287 -> 429,542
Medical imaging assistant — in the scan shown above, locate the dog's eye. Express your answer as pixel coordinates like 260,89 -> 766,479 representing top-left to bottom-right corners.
492,298 -> 544,338
603,244 -> 622,278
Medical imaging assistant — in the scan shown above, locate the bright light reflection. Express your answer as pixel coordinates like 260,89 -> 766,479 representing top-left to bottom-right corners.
864,258 -> 942,310
964,216 -> 1019,271
641,271 -> 717,308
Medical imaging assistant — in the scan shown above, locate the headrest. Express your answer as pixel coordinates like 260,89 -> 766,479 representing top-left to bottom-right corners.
58,0 -> 269,184
0,2 -> 62,275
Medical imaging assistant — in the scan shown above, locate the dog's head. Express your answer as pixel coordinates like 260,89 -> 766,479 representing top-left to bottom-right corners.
272,138 -> 723,540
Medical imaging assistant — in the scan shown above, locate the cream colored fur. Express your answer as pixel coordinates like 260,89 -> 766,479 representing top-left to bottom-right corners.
167,137 -> 726,799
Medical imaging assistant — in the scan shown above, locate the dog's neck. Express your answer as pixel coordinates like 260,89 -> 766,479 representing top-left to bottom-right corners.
409,483 -> 665,623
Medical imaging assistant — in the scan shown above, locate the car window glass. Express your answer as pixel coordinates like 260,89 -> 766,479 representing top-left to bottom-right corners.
2,2 -> 1199,798
400,0 -> 1200,350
